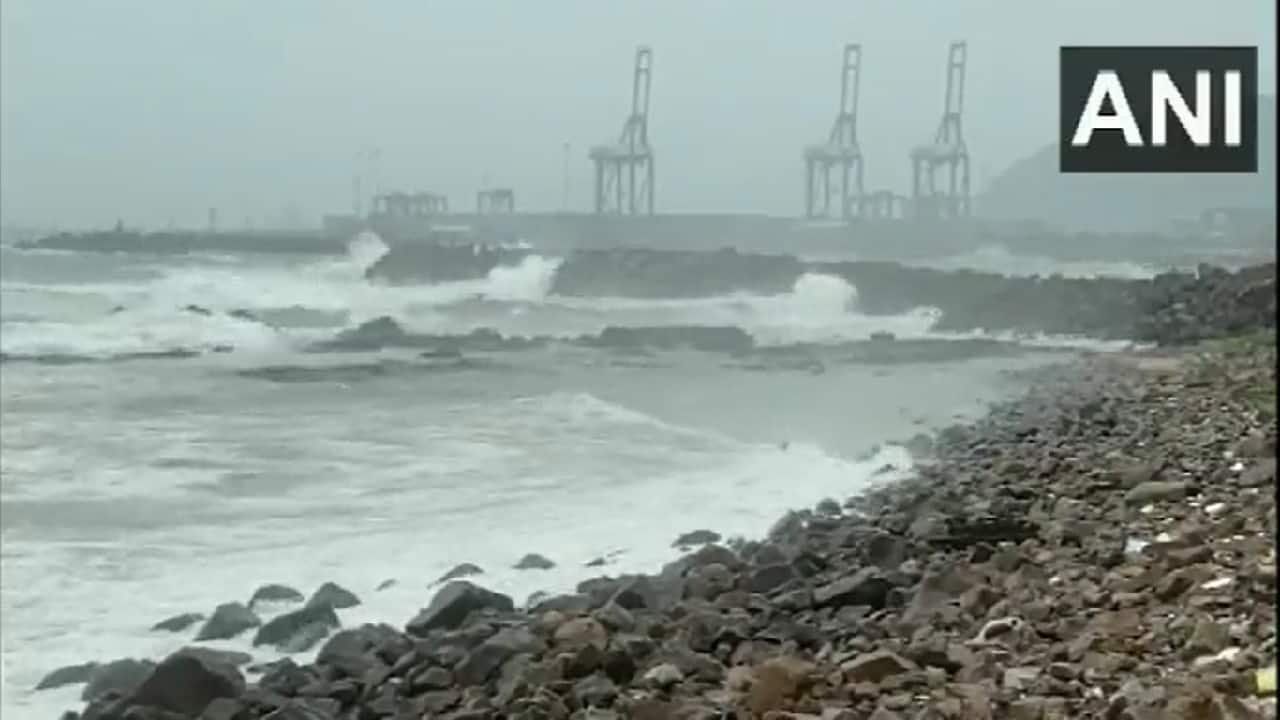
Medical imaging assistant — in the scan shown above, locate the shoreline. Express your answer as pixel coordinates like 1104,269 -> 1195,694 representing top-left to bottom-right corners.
57,330 -> 1278,719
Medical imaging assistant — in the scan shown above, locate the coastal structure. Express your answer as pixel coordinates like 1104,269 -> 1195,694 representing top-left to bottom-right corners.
589,46 -> 655,216
909,41 -> 971,220
803,43 -> 865,221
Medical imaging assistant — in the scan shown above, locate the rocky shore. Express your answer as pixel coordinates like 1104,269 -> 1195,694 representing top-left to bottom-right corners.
53,317 -> 1276,718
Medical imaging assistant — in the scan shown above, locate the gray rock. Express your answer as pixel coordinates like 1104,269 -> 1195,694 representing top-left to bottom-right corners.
279,621 -> 333,654
150,612 -> 205,633
747,563 -> 796,594
435,563 -> 484,584
1124,480 -> 1189,505
35,662 -> 98,690
672,529 -> 721,547
253,604 -> 339,648
129,651 -> 245,716
405,581 -> 514,636
455,627 -> 545,686
195,602 -> 261,642
305,581 -> 360,610
173,646 -> 252,667
514,553 -> 556,570
248,583 -> 305,609
813,567 -> 895,610
81,658 -> 156,701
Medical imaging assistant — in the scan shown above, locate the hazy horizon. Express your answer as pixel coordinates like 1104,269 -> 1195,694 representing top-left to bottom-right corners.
2,1 -> 1275,230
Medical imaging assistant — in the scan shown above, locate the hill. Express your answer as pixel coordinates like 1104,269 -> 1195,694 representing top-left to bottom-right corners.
978,95 -> 1275,232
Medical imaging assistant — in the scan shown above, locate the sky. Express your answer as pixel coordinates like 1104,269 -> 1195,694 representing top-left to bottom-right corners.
1,0 -> 1275,230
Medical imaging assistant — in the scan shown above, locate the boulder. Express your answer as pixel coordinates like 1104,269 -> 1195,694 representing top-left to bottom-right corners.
252,604 -> 340,648
81,658 -> 156,701
128,651 -> 245,716
173,647 -> 252,668
405,581 -> 514,637
248,583 -> 305,609
455,627 -> 546,686
195,603 -> 261,642
672,529 -> 722,547
436,563 -> 484,584
514,553 -> 556,570
553,617 -> 609,650
36,662 -> 98,690
150,612 -> 205,633
813,567 -> 895,610
305,581 -> 360,610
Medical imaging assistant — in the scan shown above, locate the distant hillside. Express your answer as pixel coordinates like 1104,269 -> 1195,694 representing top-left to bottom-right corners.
978,95 -> 1276,232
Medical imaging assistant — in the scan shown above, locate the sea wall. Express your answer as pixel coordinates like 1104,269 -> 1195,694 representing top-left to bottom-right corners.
19,214 -> 1263,265
370,245 -> 1276,343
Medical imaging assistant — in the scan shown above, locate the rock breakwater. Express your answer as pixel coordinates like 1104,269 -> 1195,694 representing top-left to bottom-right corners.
366,244 -> 1275,343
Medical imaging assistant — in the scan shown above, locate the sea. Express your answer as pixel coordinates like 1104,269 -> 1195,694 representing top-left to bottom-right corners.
0,232 -> 1160,718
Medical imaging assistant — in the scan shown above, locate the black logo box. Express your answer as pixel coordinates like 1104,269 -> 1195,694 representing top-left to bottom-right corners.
1060,46 -> 1257,173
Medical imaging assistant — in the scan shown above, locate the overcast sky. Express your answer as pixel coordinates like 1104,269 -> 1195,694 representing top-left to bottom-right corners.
1,1 -> 1275,229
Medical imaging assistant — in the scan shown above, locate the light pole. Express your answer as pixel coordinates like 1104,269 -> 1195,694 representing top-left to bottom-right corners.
562,142 -> 571,212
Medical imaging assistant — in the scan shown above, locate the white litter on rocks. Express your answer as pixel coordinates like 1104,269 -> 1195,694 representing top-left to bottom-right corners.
1201,576 -> 1234,590
1124,538 -> 1151,554
1193,647 -> 1242,667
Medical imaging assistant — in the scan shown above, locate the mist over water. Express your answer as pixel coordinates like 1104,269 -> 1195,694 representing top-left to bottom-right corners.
0,231 -> 1165,718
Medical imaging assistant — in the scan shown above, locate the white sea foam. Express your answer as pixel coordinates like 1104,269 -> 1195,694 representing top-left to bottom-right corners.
0,387 -> 915,718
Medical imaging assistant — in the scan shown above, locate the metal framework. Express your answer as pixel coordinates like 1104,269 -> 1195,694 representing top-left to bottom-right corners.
910,41 -> 971,220
804,44 -> 865,220
371,191 -> 448,216
590,46 -> 654,215
859,190 -> 908,220
476,188 -> 515,215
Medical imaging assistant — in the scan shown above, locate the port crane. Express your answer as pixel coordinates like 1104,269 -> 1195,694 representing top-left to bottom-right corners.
909,41 -> 971,220
804,43 -> 865,221
590,46 -> 655,215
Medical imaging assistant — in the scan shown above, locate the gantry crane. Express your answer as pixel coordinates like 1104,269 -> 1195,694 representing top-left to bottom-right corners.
589,47 -> 655,215
909,41 -> 971,220
804,44 -> 865,221
476,188 -> 515,215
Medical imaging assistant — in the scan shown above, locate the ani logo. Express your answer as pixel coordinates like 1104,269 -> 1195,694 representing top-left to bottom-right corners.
1059,46 -> 1258,173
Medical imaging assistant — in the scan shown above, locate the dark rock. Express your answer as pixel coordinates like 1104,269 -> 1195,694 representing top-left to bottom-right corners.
315,624 -> 406,678
248,584 -> 305,609
252,605 -> 339,648
672,529 -> 722,547
259,698 -> 342,719
406,581 -> 515,636
172,647 -> 252,668
455,627 -> 545,686
436,563 -> 485,584
257,659 -> 313,696
36,662 -> 98,690
513,553 -> 556,570
129,651 -> 245,716
81,659 -> 156,701
813,567 -> 895,610
573,674 -> 619,708
279,622 -> 332,653
304,582 -> 360,610
150,613 -> 205,633
195,603 -> 261,642
747,563 -> 796,594
529,593 -> 592,614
